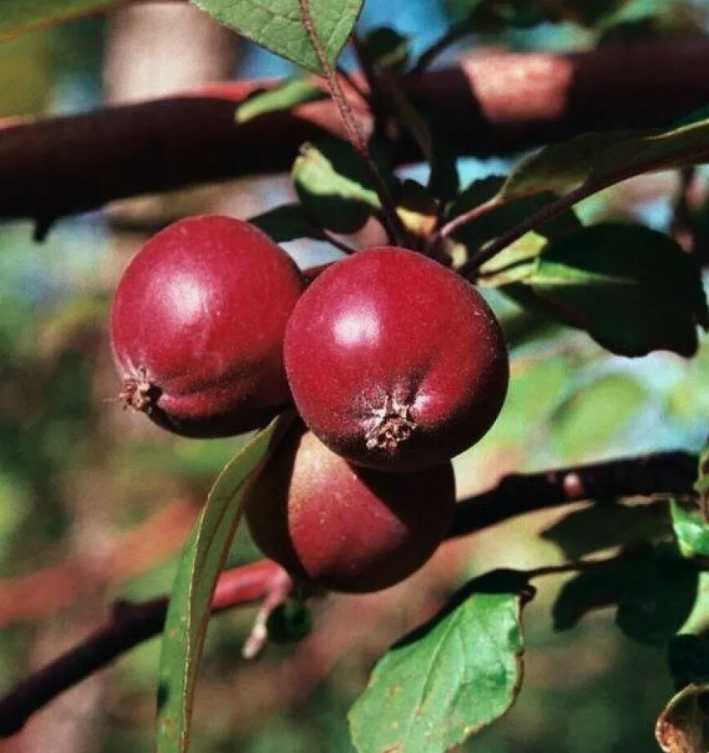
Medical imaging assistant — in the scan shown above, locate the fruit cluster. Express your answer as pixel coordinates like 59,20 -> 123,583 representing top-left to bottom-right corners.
110,215 -> 509,593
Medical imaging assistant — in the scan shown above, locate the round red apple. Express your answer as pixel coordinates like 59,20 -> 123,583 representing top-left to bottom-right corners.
245,425 -> 456,593
110,215 -> 304,437
284,247 -> 508,471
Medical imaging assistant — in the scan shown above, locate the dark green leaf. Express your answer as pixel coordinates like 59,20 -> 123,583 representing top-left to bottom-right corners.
553,553 -> 643,631
542,500 -> 672,561
616,551 -> 699,646
669,635 -> 709,690
293,138 -> 386,234
349,570 -> 532,753
0,0 -> 129,40
671,499 -> 709,559
362,26 -> 410,72
695,441 -> 709,519
449,182 -> 581,251
236,79 -> 327,123
249,204 -> 327,243
502,113 -> 709,206
189,0 -> 364,73
655,683 -> 709,753
155,415 -> 292,753
449,184 -> 581,280
554,546 -> 699,645
267,600 -> 313,644
504,224 -> 708,357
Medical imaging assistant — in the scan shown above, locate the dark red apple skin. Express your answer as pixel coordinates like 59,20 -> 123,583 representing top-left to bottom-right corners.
110,215 -> 304,438
244,426 -> 456,594
283,247 -> 509,471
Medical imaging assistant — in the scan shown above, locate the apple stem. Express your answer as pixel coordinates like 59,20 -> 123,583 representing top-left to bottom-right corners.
297,0 -> 411,248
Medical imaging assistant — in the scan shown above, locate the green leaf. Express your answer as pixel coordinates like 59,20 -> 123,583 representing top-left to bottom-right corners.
189,0 -> 364,73
553,552 -> 645,631
554,546 -> 700,645
695,441 -> 709,519
449,182 -> 581,251
249,204 -> 327,243
668,635 -> 709,690
236,78 -> 327,123
293,138 -> 386,234
671,499 -> 709,559
447,179 -> 581,278
542,500 -> 672,561
0,0 -> 129,41
349,570 -> 532,753
267,600 -> 313,644
501,113 -> 709,206
655,683 -> 709,753
155,415 -> 292,753
504,224 -> 709,357
549,373 -> 646,460
362,26 -> 410,72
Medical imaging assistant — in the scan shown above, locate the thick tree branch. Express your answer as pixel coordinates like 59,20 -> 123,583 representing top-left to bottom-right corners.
4,38 -> 709,228
0,450 -> 697,737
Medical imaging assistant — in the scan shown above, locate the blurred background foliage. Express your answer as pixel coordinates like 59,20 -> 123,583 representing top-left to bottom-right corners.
3,1 -> 709,752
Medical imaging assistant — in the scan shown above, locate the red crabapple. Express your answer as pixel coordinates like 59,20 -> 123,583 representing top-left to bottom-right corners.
110,215 -> 304,437
283,247 -> 508,471
244,425 -> 456,593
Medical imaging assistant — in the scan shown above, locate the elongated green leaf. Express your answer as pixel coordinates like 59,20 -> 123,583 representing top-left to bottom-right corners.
349,571 -> 532,753
236,78 -> 326,123
155,415 -> 291,753
189,0 -> 364,73
504,223 -> 709,357
502,113 -> 709,205
0,0 -> 129,41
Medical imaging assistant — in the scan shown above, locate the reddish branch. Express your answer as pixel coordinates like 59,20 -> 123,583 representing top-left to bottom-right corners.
0,449 -> 698,738
5,38 -> 709,229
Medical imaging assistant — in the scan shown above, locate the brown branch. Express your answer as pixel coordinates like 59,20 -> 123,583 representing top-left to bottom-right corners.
0,450 -> 697,737
5,38 -> 709,228
0,559 -> 285,738
450,449 -> 696,536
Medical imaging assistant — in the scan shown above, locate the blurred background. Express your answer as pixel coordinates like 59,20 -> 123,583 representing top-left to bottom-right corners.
2,1 -> 709,751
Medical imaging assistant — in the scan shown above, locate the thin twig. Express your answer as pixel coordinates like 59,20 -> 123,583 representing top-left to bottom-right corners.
296,0 -> 409,246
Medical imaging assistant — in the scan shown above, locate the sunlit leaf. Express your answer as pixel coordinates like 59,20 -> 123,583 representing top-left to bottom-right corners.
349,570 -> 532,753
155,415 -> 292,753
236,78 -> 326,123
293,138 -> 385,233
671,499 -> 709,559
189,0 -> 364,73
